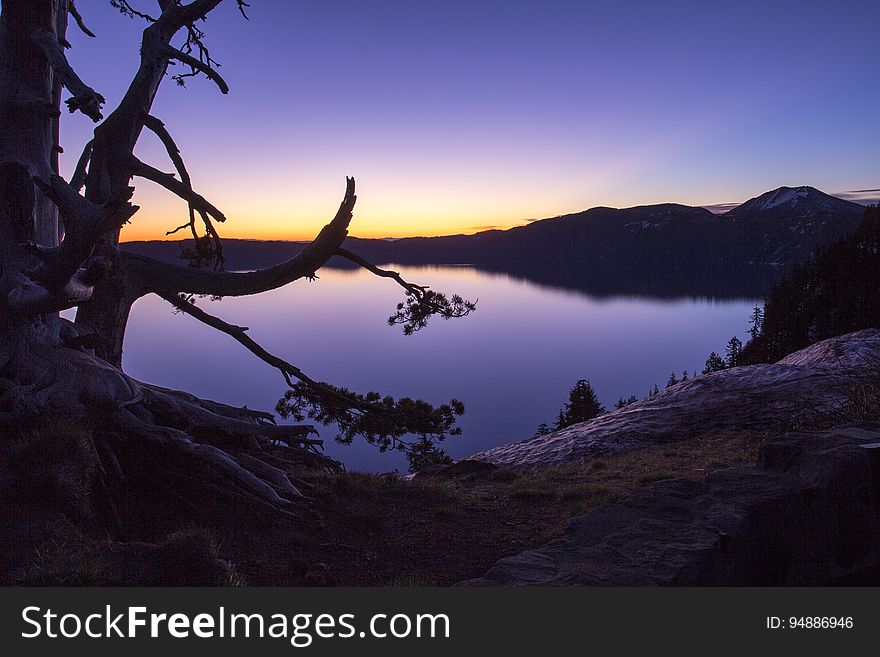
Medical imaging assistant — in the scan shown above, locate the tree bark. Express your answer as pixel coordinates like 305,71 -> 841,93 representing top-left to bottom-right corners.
73,2 -> 225,364
0,0 -> 67,340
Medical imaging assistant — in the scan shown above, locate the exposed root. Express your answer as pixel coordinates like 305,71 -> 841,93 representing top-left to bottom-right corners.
0,342 -> 339,531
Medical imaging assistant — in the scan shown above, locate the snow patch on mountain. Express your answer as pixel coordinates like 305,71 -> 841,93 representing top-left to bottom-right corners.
727,186 -> 865,217
756,186 -> 809,210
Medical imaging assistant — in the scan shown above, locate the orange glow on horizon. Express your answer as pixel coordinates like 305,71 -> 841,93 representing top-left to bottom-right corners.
115,177 -> 573,242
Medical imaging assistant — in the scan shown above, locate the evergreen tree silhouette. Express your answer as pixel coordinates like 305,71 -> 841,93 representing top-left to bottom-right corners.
725,336 -> 743,368
748,305 -> 764,340
703,352 -> 726,373
615,395 -> 638,409
555,380 -> 605,429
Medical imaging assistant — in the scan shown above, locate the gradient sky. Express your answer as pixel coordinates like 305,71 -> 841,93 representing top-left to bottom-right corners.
59,0 -> 879,241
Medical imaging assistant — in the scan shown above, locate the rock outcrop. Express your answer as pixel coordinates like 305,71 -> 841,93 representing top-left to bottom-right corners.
473,329 -> 880,470
461,423 -> 880,586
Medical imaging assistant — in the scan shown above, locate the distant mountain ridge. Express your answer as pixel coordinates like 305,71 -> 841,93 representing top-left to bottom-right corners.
727,185 -> 864,217
123,186 -> 867,298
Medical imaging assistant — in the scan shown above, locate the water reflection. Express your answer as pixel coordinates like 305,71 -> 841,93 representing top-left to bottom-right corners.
120,266 -> 760,472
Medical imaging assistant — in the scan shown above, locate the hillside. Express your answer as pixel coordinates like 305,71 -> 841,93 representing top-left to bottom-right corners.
472,330 -> 880,470
740,204 -> 880,363
122,185 -> 866,298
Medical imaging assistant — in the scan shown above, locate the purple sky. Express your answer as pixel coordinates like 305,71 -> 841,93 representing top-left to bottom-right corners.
59,0 -> 879,240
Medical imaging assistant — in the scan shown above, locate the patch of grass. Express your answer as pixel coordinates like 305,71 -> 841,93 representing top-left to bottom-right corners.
311,471 -> 418,498
4,419 -> 98,518
558,484 -> 612,500
637,471 -> 677,485
8,531 -> 111,586
433,505 -> 462,519
384,574 -> 440,587
491,468 -> 519,483
566,492 -> 621,517
152,526 -> 233,586
510,486 -> 556,500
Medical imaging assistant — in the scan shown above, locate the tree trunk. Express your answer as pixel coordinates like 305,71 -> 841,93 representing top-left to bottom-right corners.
0,2 -> 328,537
0,0 -> 65,342
72,9 -> 177,366
73,264 -> 135,366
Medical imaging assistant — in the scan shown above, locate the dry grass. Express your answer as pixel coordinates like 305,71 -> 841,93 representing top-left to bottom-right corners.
1,421 -> 768,587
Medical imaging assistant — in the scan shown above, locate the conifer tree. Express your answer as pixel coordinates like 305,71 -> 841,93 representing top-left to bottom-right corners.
703,352 -> 726,373
555,380 -> 605,429
725,336 -> 743,368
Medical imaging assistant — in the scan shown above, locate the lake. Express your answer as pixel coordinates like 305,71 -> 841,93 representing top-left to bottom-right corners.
118,265 -> 760,472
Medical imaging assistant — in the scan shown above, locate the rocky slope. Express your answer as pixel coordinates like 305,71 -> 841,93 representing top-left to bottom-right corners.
462,422 -> 880,586
473,329 -> 880,470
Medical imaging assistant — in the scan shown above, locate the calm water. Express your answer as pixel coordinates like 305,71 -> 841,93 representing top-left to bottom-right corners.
119,266 -> 759,472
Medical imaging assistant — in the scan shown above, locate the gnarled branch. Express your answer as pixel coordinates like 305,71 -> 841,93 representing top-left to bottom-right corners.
129,156 -> 227,223
7,264 -> 101,315
68,1 -> 96,38
156,290 -> 464,458
335,247 -> 429,296
28,174 -> 137,293
144,115 -> 224,267
30,28 -> 104,121
69,139 -> 93,193
123,177 -> 356,297
165,45 -> 229,94
158,291 -> 320,389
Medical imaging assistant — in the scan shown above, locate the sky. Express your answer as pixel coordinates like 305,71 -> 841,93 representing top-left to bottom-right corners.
59,0 -> 880,241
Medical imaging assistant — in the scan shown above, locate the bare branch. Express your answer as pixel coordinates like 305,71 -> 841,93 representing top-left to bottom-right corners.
335,247 -> 477,335
156,287 -> 462,456
30,174 -> 138,289
335,247 -> 428,297
143,116 -> 211,258
157,291 -> 319,389
143,116 -> 222,266
109,0 -> 157,22
143,116 -> 190,187
165,45 -> 229,94
68,1 -> 97,38
121,177 -> 356,297
30,28 -> 105,121
79,0 -> 224,204
165,0 -> 225,25
129,156 -> 227,223
166,219 -> 199,239
70,140 -> 93,193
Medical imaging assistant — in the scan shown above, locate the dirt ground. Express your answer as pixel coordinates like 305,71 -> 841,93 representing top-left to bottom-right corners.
99,430 -> 765,586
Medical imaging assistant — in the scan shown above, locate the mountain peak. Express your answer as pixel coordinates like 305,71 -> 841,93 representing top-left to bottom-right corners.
727,186 -> 864,217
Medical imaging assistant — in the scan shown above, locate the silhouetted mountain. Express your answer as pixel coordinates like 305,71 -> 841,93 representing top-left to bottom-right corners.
728,185 -> 863,218
721,185 -> 865,266
122,186 -> 866,299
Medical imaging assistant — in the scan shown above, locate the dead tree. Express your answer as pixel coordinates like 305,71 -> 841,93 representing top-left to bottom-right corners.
0,0 -> 474,519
